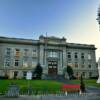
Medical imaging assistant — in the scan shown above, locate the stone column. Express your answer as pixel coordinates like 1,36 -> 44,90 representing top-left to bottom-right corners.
63,46 -> 67,68
39,45 -> 44,65
17,70 -> 23,79
58,51 -> 63,75
58,46 -> 67,75
39,45 -> 48,74
9,70 -> 14,79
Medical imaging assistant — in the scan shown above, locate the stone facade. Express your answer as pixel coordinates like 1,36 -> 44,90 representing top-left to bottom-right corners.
0,35 -> 98,79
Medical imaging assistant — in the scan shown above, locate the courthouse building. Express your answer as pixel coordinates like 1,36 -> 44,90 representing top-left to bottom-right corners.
0,35 -> 98,79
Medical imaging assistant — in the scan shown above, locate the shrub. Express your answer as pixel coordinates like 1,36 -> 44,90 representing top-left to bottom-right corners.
33,63 -> 43,79
89,76 -> 98,79
0,76 -> 8,79
67,65 -> 74,79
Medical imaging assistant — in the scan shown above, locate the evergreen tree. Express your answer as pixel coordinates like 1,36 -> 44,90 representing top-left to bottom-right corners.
80,74 -> 86,93
34,63 -> 43,79
67,65 -> 74,79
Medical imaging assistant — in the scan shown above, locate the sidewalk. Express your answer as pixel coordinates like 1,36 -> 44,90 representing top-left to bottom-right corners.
86,86 -> 100,93
0,94 -> 100,100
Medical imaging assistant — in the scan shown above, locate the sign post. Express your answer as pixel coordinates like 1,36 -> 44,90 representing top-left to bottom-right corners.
26,71 -> 32,95
26,71 -> 32,80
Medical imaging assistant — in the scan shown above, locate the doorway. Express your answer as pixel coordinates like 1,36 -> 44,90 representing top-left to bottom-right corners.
48,61 -> 58,75
14,71 -> 18,79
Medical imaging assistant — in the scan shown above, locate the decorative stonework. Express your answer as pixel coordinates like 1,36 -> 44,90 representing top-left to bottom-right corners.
0,36 -> 97,79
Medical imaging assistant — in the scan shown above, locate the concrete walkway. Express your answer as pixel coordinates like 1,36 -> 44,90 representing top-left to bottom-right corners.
0,94 -> 100,100
86,86 -> 100,93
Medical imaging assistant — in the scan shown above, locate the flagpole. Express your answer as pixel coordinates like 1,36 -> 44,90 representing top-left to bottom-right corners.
45,32 -> 48,66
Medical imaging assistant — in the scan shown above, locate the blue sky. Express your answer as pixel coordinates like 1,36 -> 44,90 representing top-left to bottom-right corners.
0,0 -> 100,60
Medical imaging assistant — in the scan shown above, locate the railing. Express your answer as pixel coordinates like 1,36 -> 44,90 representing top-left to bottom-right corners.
0,85 -> 100,98
0,90 -> 100,99
0,88 -> 89,96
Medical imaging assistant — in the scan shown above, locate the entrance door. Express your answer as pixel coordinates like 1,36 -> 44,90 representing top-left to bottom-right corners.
48,61 -> 57,75
14,71 -> 18,79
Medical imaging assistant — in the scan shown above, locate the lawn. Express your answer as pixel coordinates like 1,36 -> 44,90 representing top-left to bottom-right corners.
70,79 -> 100,87
0,80 -> 63,94
1,79 -> 99,95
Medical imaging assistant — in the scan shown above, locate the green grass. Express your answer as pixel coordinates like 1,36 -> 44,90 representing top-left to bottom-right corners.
0,80 -> 63,94
1,79 -> 100,95
70,79 -> 100,87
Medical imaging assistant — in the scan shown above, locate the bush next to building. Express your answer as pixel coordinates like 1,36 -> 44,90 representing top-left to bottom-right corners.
33,63 -> 43,79
67,65 -> 74,80
89,76 -> 98,79
80,74 -> 86,93
0,76 -> 8,79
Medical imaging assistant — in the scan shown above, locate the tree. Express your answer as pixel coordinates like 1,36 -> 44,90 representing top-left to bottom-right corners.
80,74 -> 86,93
33,63 -> 43,79
67,65 -> 74,79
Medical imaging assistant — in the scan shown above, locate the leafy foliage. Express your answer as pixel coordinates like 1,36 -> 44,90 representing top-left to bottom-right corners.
33,63 -> 43,79
67,65 -> 74,79
80,74 -> 86,93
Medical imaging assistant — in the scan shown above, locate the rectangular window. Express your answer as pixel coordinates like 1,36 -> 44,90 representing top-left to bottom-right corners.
81,64 -> 85,68
14,71 -> 18,79
75,72 -> 79,77
75,52 -> 78,59
67,63 -> 72,67
52,52 -> 57,57
23,61 -> 28,68
5,48 -> 11,67
82,72 -> 85,77
23,71 -> 27,79
89,72 -> 92,77
32,60 -> 37,68
32,49 -> 37,57
4,60 -> 10,67
48,51 -> 58,58
15,59 -> 19,66
75,62 -> 78,68
88,53 -> 91,60
68,59 -> 72,62
23,57 -> 28,67
48,52 -> 52,57
6,48 -> 11,56
15,49 -> 20,57
68,52 -> 71,58
88,64 -> 91,68
81,53 -> 84,59
24,49 -> 28,56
